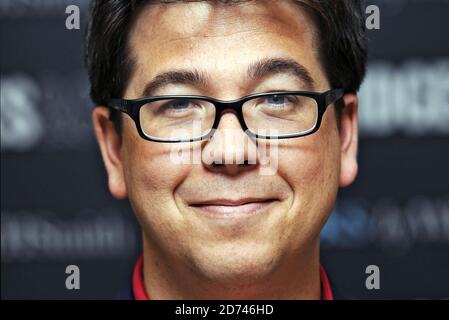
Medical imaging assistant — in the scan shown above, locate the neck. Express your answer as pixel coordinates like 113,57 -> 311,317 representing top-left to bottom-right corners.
141,234 -> 322,300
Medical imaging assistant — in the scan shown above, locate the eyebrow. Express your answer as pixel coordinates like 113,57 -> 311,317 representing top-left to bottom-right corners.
141,57 -> 315,97
247,57 -> 315,90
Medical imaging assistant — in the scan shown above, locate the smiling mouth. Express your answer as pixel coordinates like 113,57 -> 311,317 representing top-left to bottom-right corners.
189,198 -> 278,217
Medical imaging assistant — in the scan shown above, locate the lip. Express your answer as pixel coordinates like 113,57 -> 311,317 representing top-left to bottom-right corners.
189,198 -> 278,218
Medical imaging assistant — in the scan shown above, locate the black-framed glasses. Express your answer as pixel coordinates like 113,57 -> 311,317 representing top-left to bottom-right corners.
107,89 -> 344,143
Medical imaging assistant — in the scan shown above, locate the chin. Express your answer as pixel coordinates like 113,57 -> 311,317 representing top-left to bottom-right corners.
189,243 -> 281,283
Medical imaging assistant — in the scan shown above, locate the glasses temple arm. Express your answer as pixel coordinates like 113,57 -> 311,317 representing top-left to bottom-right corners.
325,88 -> 345,106
107,99 -> 130,113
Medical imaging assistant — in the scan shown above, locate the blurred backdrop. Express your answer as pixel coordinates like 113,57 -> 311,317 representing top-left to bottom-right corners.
1,0 -> 448,299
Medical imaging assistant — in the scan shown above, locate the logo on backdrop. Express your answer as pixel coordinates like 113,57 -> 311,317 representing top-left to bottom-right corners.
0,75 -> 44,151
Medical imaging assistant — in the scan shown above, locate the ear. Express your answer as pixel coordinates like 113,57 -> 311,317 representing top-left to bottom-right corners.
339,94 -> 359,188
92,107 -> 128,199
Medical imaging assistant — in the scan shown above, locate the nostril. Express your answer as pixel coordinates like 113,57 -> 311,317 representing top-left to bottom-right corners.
211,161 -> 223,167
210,160 -> 253,167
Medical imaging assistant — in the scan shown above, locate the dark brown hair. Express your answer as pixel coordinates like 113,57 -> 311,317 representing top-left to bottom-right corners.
86,0 -> 367,132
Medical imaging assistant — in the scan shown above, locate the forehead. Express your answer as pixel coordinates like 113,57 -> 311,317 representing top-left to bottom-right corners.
127,0 -> 325,96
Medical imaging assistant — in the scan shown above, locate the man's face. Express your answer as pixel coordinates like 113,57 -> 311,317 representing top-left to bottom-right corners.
95,0 -> 358,283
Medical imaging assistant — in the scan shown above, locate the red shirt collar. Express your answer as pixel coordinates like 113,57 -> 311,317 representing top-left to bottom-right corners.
133,256 -> 333,300
319,264 -> 334,300
132,256 -> 148,300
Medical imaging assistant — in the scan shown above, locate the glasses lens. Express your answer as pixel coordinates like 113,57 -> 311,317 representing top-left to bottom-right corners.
139,98 -> 215,140
242,94 -> 318,136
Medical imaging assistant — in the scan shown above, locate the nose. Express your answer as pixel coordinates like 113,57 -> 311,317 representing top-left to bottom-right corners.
202,109 -> 258,176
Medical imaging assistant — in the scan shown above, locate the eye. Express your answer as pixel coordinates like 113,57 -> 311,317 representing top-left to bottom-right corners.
162,99 -> 195,112
261,94 -> 299,109
155,99 -> 206,117
265,95 -> 287,106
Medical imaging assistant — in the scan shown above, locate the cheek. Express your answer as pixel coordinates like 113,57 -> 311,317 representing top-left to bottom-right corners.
283,139 -> 339,193
276,122 -> 340,237
120,122 -> 191,222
